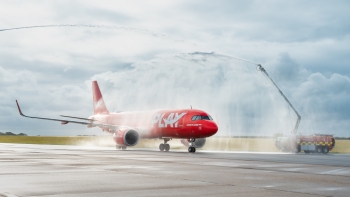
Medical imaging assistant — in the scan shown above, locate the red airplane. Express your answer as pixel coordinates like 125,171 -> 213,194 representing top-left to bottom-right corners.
16,81 -> 218,153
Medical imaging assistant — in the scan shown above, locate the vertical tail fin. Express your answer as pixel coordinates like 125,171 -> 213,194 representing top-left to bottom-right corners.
92,81 -> 109,115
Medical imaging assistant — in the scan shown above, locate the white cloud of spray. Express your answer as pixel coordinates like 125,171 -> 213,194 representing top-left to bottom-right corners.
86,53 -> 297,136
85,52 -> 350,137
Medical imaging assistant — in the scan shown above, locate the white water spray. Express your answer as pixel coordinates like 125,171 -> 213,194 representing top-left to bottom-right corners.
89,52 -> 295,137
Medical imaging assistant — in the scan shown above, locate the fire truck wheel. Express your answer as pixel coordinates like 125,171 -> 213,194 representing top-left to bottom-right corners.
316,146 -> 323,154
294,146 -> 300,153
323,146 -> 329,154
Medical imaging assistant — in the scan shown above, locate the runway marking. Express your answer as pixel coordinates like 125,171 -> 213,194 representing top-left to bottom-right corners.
0,192 -> 19,197
320,168 -> 344,175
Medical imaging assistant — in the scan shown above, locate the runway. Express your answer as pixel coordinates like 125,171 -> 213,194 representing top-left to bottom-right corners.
0,143 -> 349,197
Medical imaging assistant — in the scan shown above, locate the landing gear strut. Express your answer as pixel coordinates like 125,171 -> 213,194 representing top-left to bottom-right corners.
159,138 -> 170,152
188,138 -> 196,153
116,145 -> 127,150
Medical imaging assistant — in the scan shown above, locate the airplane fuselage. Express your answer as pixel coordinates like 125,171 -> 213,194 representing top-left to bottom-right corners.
90,109 -> 218,139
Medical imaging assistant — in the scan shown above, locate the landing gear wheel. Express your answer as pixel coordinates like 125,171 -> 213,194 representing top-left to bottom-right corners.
116,145 -> 121,149
187,138 -> 197,153
160,138 -> 171,152
188,147 -> 196,153
164,144 -> 170,152
322,146 -> 329,154
159,143 -> 165,151
121,146 -> 127,150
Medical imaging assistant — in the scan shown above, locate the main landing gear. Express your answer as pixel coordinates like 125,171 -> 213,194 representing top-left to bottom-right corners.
116,145 -> 127,150
188,138 -> 196,153
159,138 -> 170,152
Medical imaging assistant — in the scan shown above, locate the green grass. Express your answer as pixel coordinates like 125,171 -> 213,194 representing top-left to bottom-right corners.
1,136 -> 349,153
0,136 -> 106,145
331,140 -> 350,153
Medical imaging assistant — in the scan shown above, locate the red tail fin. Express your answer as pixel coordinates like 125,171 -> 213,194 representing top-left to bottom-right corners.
92,81 -> 109,115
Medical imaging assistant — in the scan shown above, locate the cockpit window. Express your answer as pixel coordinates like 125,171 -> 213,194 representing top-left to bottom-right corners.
191,115 -> 213,121
191,115 -> 198,121
201,116 -> 210,120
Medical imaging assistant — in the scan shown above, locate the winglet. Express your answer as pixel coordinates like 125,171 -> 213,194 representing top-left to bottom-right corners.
15,100 -> 25,116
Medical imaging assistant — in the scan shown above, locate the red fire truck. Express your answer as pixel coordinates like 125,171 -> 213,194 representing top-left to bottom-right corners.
275,134 -> 335,154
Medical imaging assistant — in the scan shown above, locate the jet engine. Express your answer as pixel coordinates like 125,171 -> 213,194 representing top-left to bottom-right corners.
180,138 -> 206,148
113,128 -> 139,146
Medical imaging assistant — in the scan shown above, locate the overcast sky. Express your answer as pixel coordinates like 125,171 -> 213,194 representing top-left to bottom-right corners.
0,0 -> 349,137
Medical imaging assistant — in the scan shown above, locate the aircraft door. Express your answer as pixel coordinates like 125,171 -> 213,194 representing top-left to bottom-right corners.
178,112 -> 186,128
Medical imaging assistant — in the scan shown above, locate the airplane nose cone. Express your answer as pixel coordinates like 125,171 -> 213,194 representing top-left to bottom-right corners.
206,121 -> 218,136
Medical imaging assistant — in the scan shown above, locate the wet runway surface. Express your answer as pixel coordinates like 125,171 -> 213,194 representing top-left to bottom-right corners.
0,143 -> 349,197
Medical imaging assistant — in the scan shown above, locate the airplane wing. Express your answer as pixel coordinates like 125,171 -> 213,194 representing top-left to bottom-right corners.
15,100 -> 119,130
60,115 -> 92,121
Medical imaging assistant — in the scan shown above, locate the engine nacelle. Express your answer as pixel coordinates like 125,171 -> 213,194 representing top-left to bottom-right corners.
180,138 -> 206,148
113,128 -> 139,146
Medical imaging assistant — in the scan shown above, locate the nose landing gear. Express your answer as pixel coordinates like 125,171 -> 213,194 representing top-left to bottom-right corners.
188,138 -> 196,153
188,146 -> 196,153
159,138 -> 171,152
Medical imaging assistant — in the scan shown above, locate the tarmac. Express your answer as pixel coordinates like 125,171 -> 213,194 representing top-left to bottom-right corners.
0,143 -> 349,197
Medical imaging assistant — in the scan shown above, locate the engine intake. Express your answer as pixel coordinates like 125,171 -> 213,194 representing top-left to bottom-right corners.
113,128 -> 139,146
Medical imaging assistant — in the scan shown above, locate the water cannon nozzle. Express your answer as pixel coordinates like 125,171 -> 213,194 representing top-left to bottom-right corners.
256,64 -> 263,71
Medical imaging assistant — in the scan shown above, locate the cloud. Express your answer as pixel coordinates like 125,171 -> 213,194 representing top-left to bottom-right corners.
0,66 -> 37,85
264,53 -> 310,86
185,1 -> 350,42
63,67 -> 72,72
292,72 -> 350,136
295,73 -> 350,120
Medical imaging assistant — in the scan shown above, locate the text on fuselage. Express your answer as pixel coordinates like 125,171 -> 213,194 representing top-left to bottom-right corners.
152,112 -> 186,128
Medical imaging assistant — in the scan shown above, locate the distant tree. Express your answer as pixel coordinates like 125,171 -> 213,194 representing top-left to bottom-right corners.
0,132 -> 28,136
